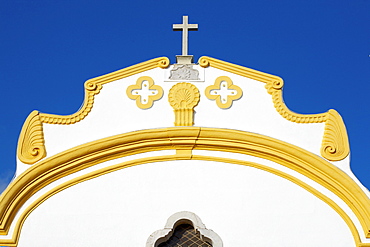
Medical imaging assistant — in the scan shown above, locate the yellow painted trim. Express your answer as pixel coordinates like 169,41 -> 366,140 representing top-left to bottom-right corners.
0,154 -> 366,246
17,57 -> 170,164
198,56 -> 349,161
168,82 -> 200,126
1,127 -> 369,243
17,111 -> 46,165
205,76 -> 242,109
40,57 -> 169,124
16,55 -> 349,166
321,109 -> 350,161
126,76 -> 163,109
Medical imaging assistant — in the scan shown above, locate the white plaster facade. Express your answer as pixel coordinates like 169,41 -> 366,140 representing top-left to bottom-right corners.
1,57 -> 369,246
17,160 -> 355,246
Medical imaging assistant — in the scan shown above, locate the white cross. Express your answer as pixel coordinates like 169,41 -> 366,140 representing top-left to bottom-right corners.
210,81 -> 237,104
173,16 -> 198,56
131,80 -> 159,104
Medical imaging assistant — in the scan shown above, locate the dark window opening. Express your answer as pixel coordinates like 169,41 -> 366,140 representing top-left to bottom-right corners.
158,224 -> 212,247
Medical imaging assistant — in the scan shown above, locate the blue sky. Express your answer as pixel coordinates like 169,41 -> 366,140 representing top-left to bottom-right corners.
0,0 -> 369,191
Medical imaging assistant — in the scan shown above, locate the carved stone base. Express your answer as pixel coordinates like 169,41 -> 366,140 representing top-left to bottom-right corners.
169,64 -> 200,81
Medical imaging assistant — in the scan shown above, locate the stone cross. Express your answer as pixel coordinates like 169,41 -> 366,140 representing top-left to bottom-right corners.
173,16 -> 198,56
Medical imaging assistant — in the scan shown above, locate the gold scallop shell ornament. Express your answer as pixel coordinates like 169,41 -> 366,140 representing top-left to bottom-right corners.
168,82 -> 200,126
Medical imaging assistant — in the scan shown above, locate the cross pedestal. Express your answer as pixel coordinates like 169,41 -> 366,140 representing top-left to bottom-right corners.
175,55 -> 194,64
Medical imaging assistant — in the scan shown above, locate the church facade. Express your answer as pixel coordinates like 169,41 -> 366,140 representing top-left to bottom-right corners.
0,17 -> 369,246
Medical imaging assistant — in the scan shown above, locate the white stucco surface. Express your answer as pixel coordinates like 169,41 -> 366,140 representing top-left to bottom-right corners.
17,160 -> 355,247
8,60 -> 368,246
16,64 -> 355,179
33,65 -> 326,161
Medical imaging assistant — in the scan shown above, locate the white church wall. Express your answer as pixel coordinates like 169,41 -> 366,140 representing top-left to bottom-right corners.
16,159 -> 355,247
7,56 -> 368,247
16,64 -> 330,177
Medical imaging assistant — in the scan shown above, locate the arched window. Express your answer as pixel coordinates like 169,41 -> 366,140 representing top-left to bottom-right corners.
146,211 -> 222,247
158,223 -> 212,247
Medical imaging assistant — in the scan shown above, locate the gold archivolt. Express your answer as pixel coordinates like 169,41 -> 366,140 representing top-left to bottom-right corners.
2,127 -> 370,246
17,56 -> 349,165
0,156 -> 364,246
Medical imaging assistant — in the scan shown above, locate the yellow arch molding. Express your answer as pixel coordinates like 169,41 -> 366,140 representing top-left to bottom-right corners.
17,57 -> 170,164
2,128 -> 370,243
198,56 -> 350,162
0,155 -> 366,246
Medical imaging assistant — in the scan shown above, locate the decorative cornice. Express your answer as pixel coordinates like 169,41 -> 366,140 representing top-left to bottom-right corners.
267,81 -> 327,123
321,109 -> 350,161
199,56 -> 328,123
16,56 -> 350,166
17,111 -> 46,164
18,57 -> 170,164
1,127 -> 369,245
198,56 -> 349,161
39,57 -> 170,124
168,82 -> 200,126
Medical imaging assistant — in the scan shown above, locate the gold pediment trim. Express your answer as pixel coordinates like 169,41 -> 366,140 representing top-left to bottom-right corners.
17,57 -> 170,164
321,109 -> 350,161
16,56 -> 350,166
198,56 -> 349,161
1,128 -> 370,246
39,57 -> 170,125
17,111 -> 46,164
